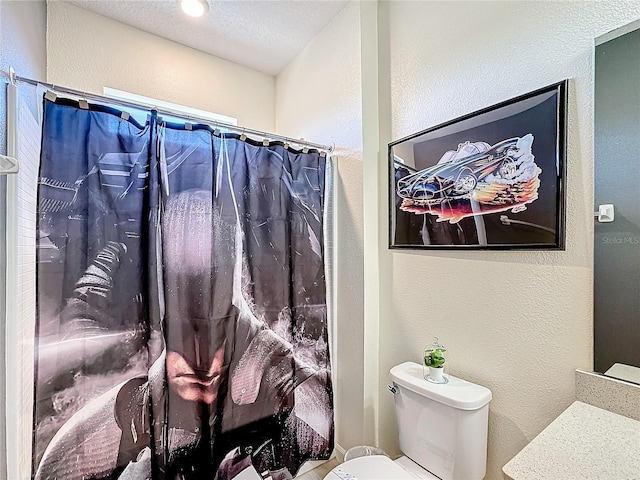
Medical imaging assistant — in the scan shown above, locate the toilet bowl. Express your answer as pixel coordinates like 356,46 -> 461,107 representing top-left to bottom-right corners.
323,362 -> 492,480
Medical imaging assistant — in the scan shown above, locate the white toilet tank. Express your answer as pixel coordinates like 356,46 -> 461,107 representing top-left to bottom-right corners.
390,362 -> 492,480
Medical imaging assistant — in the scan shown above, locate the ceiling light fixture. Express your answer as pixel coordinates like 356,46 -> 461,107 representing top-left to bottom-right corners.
180,0 -> 209,18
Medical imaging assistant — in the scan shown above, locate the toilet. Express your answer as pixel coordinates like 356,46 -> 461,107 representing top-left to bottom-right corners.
324,361 -> 492,480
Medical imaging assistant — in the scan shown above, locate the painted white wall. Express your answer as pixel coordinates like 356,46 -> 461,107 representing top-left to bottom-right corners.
375,2 -> 640,479
276,1 -> 364,453
0,2 -> 47,478
47,1 -> 275,131
0,1 -> 47,144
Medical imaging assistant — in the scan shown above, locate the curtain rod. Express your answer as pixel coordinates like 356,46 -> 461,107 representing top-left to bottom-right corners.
8,71 -> 334,153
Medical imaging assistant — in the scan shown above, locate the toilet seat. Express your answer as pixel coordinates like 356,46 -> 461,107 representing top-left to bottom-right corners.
323,455 -> 436,480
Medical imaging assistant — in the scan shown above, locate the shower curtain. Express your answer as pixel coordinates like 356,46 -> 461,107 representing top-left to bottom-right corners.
33,96 -> 334,480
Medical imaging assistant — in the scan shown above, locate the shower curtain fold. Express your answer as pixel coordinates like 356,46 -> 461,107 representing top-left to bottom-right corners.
33,98 -> 334,480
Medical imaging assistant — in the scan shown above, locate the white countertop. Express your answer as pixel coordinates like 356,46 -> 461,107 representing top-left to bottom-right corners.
502,401 -> 640,480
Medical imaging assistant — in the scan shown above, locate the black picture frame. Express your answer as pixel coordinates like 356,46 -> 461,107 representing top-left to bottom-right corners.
389,80 -> 568,250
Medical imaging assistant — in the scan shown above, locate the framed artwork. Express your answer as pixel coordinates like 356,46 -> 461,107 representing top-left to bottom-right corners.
389,81 -> 567,250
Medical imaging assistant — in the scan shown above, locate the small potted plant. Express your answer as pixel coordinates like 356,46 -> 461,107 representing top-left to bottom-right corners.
424,338 -> 446,384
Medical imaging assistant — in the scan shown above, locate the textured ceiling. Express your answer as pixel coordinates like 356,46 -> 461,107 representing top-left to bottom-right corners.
65,0 -> 349,76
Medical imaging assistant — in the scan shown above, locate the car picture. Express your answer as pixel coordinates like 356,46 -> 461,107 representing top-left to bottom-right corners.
396,137 -> 523,206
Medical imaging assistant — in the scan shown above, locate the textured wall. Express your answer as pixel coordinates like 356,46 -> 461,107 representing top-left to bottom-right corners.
0,1 -> 47,478
276,1 -> 364,453
0,1 -> 47,151
47,1 -> 275,131
377,2 -> 640,479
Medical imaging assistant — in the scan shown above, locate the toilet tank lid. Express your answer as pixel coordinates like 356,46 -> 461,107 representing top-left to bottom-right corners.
390,362 -> 492,410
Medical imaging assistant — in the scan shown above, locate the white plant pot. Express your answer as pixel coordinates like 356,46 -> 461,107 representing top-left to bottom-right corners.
428,366 -> 445,383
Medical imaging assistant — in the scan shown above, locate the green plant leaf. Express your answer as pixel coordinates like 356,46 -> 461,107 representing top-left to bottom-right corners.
424,346 -> 446,368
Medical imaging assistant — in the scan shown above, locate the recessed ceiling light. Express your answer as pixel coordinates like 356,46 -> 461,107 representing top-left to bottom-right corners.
180,0 -> 209,18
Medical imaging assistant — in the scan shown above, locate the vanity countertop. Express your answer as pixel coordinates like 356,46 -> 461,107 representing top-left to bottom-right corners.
502,400 -> 640,480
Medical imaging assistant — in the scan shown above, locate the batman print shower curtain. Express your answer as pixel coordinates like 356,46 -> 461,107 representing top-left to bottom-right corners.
33,97 -> 334,480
